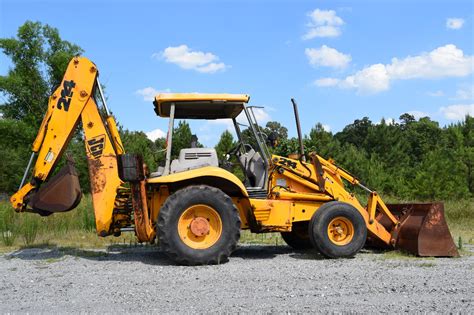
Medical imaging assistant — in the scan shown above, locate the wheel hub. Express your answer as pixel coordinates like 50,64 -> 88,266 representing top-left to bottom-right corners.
190,217 -> 210,236
177,204 -> 223,249
327,216 -> 354,246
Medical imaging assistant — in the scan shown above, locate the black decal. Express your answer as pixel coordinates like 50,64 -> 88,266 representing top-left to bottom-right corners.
279,157 -> 297,169
87,135 -> 105,159
56,80 -> 76,111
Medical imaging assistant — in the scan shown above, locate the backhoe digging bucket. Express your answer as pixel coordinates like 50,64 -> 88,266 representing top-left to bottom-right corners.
377,203 -> 459,257
27,162 -> 82,216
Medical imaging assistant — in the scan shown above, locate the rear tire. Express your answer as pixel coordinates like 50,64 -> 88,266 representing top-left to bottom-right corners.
281,222 -> 312,250
309,201 -> 367,258
157,185 -> 241,265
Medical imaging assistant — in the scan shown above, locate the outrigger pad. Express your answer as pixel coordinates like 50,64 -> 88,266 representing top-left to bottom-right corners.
388,203 -> 459,257
28,162 -> 82,216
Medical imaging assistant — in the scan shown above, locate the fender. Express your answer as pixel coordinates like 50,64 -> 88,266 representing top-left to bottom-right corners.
147,166 -> 249,198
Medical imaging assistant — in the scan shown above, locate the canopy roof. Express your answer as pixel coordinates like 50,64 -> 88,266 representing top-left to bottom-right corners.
153,93 -> 250,119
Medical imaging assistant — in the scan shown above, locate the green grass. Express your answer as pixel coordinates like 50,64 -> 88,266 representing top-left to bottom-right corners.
0,194 -> 473,251
442,199 -> 474,245
239,230 -> 284,245
0,195 -> 135,249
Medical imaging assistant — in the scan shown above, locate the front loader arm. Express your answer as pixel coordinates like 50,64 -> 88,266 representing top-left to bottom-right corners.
10,57 -> 125,236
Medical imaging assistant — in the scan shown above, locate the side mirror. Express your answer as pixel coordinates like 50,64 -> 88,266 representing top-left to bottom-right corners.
266,132 -> 279,148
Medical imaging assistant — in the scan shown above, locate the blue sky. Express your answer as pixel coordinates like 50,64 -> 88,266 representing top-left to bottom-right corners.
1,0 -> 473,146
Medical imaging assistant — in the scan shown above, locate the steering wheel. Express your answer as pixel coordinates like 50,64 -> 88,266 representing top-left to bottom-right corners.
226,142 -> 253,159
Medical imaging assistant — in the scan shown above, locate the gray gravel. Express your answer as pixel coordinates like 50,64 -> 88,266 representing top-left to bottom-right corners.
0,244 -> 473,313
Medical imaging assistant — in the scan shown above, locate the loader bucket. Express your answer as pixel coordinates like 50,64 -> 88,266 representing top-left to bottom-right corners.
27,162 -> 82,216
379,203 -> 459,257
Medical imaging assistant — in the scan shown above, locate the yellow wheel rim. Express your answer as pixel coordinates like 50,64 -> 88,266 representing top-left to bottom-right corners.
177,204 -> 222,249
327,216 -> 354,246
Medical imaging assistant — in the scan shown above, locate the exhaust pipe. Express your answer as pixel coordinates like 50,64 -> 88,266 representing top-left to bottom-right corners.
291,98 -> 306,162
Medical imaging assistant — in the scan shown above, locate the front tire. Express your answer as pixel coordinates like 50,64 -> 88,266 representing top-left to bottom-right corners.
308,201 -> 367,258
157,185 -> 241,265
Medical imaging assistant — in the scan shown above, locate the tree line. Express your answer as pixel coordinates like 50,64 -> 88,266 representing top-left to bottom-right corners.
1,21 -> 472,202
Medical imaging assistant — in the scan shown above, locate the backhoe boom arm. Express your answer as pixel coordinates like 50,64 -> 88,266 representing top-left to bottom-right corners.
10,57 -> 125,236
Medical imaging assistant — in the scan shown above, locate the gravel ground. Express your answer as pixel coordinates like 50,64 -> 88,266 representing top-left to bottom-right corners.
0,244 -> 473,313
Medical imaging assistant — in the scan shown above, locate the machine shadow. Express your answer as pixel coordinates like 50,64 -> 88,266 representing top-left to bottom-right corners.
5,244 -> 327,265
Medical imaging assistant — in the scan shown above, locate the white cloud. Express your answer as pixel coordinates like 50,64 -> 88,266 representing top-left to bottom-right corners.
303,9 -> 344,40
249,108 -> 271,124
440,104 -> 474,120
202,107 -> 271,143
342,64 -> 391,94
207,119 -> 235,132
305,45 -> 351,68
135,87 -> 170,101
157,45 -> 228,73
314,44 -> 474,94
453,85 -> 474,100
322,124 -> 331,132
446,18 -> 465,30
386,44 -> 473,79
427,90 -> 444,97
146,128 -> 166,141
314,77 -> 340,87
303,26 -> 341,39
309,9 -> 344,26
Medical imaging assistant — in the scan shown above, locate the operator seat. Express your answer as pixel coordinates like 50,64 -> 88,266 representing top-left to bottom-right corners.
150,135 -> 218,177
239,148 -> 266,188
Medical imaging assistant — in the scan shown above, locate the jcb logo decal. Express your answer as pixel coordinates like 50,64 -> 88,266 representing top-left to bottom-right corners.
87,135 -> 105,159
57,80 -> 76,111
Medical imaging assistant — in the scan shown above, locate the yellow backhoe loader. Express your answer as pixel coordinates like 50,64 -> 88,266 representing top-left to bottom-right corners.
10,57 -> 458,265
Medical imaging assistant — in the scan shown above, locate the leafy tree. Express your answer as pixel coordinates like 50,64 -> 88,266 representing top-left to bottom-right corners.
274,137 -> 300,157
461,116 -> 474,194
399,113 -> 416,126
403,117 -> 441,164
215,130 -> 235,159
307,123 -> 335,157
214,130 -> 245,180
121,130 -> 158,172
171,120 -> 203,159
335,117 -> 372,149
154,137 -> 167,167
412,148 -> 469,200
0,21 -> 83,126
240,123 -> 260,150
264,121 -> 288,140
0,119 -> 36,193
0,21 -> 83,193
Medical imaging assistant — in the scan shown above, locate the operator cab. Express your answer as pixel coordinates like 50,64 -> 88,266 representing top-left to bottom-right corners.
151,93 -> 270,193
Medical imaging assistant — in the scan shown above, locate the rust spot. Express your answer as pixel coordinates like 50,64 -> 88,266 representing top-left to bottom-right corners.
190,217 -> 210,236
88,158 -> 106,194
